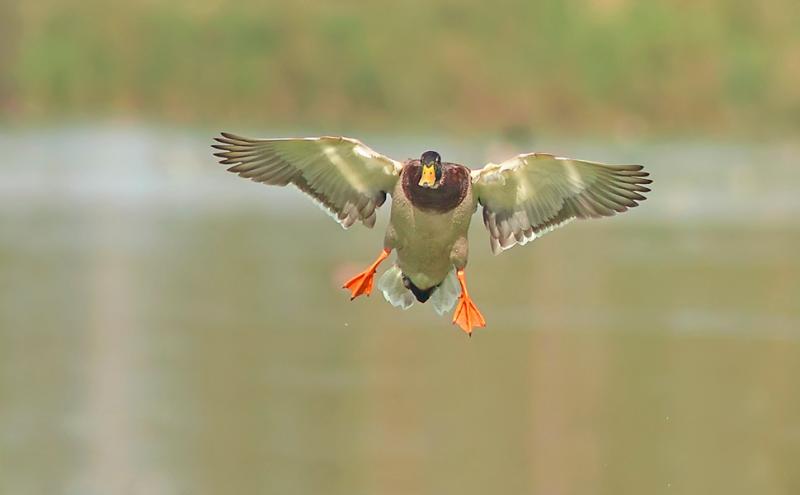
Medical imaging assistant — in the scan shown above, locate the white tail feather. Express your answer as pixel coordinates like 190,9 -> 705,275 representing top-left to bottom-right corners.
430,268 -> 461,315
378,265 -> 415,310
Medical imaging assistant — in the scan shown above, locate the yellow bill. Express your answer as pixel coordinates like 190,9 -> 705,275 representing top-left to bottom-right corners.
419,164 -> 436,187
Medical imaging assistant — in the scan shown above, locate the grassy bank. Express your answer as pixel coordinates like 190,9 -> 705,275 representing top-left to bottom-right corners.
3,0 -> 799,136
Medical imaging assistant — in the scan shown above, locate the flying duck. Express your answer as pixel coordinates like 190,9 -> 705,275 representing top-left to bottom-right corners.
212,133 -> 651,335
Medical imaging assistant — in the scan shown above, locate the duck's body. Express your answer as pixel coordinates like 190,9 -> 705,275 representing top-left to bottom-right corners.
212,133 -> 652,335
387,161 -> 476,292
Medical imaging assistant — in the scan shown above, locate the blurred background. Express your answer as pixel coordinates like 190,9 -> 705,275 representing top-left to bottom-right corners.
1,1 -> 799,494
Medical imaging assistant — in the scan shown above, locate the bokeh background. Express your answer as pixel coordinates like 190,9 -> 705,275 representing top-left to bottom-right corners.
2,1 -> 799,494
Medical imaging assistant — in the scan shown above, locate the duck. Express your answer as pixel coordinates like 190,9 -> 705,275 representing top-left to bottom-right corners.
212,132 -> 651,335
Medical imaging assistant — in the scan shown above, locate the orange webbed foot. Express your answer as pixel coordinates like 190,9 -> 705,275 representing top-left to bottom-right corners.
343,270 -> 377,299
451,269 -> 486,335
452,295 -> 486,335
342,249 -> 390,300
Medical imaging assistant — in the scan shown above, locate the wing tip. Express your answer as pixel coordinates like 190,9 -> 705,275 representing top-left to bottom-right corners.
212,132 -> 260,165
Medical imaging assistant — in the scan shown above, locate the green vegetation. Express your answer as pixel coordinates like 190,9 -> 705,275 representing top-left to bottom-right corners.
3,0 -> 800,135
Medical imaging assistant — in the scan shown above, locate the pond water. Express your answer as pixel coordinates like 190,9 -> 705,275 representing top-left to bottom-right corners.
1,127 -> 799,494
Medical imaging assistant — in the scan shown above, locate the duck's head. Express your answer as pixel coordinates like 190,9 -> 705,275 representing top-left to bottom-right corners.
418,151 -> 442,188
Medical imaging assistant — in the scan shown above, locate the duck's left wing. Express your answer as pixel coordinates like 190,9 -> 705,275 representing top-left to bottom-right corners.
471,153 -> 651,254
213,133 -> 403,228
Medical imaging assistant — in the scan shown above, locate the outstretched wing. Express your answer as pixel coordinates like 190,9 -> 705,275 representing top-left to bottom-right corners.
471,153 -> 651,254
212,133 -> 403,228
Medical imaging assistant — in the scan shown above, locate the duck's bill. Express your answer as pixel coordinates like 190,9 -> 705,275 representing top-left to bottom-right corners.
419,164 -> 437,187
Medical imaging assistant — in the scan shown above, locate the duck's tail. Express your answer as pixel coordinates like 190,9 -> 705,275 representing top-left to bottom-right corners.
429,268 -> 460,315
377,265 -> 460,315
377,265 -> 415,309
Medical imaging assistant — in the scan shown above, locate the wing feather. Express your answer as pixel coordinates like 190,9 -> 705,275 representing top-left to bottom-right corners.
212,133 -> 402,228
472,153 -> 651,254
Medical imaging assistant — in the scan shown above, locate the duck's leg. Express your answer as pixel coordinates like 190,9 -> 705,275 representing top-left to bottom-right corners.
343,248 -> 391,300
452,269 -> 486,335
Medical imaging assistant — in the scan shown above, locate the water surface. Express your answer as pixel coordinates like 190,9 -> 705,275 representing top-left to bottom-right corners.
1,128 -> 799,494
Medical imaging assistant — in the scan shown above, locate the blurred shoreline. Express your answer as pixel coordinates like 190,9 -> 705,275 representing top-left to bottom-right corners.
2,124 -> 798,228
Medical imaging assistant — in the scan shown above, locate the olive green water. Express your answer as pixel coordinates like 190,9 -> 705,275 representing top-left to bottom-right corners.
1,130 -> 799,494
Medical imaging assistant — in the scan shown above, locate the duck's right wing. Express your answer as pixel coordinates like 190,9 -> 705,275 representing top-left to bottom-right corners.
471,153 -> 651,254
213,133 -> 403,228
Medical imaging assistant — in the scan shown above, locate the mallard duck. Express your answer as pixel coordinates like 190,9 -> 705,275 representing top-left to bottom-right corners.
212,133 -> 651,334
